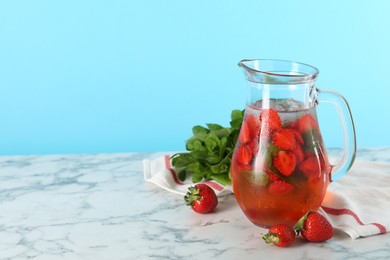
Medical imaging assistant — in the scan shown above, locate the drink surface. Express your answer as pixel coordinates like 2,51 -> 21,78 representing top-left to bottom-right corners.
231,99 -> 331,227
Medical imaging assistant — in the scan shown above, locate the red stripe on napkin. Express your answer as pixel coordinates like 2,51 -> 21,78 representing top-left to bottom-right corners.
202,181 -> 224,191
164,155 -> 184,185
322,206 -> 387,234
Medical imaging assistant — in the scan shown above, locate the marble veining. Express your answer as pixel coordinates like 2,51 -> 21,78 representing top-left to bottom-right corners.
0,149 -> 389,259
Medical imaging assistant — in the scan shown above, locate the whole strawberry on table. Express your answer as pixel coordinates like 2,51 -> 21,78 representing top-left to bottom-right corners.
294,211 -> 334,242
262,211 -> 334,247
262,224 -> 296,247
185,184 -> 218,214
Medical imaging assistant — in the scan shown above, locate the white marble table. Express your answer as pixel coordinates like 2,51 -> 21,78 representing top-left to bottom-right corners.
0,148 -> 390,259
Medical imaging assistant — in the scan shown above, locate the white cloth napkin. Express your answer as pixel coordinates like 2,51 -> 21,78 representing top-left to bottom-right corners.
143,155 -> 390,239
143,155 -> 233,196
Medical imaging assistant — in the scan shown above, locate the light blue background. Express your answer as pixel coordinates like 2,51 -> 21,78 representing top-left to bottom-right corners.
0,0 -> 389,155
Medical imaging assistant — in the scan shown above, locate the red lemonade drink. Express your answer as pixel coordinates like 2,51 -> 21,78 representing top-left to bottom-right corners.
231,99 -> 331,228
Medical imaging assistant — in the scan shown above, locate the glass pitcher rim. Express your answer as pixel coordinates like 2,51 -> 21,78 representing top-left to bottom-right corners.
238,59 -> 319,84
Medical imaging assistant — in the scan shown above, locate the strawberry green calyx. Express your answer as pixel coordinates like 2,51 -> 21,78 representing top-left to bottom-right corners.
184,186 -> 201,206
262,224 -> 296,247
293,211 -> 310,231
262,232 -> 280,244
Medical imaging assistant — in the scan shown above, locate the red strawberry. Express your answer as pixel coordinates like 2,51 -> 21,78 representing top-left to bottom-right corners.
248,139 -> 259,157
260,109 -> 282,133
268,180 -> 293,194
272,129 -> 296,150
291,129 -> 304,145
265,168 -> 280,182
304,151 -> 316,159
184,184 -> 218,214
296,114 -> 319,134
245,114 -> 261,139
299,157 -> 321,182
273,151 -> 297,176
262,224 -> 296,247
293,145 -> 305,164
236,145 -> 253,165
294,211 -> 334,242
239,121 -> 251,144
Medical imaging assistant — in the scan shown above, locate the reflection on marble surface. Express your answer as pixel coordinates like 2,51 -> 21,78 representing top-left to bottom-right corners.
0,149 -> 389,259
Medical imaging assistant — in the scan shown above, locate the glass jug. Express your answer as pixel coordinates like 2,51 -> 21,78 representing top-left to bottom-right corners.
231,59 -> 356,228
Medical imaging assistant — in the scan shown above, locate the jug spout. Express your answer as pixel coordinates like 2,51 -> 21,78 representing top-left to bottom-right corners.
238,59 -> 319,85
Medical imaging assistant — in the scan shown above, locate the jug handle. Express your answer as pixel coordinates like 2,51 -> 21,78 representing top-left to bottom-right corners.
317,89 -> 357,181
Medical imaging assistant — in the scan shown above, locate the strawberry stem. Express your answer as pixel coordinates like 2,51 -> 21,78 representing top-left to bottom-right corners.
184,186 -> 201,206
262,232 -> 280,244
293,211 -> 310,231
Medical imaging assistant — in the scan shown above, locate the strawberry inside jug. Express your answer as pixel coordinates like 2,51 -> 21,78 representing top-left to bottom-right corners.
231,99 -> 331,228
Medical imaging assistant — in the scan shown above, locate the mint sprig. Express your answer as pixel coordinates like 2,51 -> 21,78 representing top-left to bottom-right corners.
171,109 -> 244,186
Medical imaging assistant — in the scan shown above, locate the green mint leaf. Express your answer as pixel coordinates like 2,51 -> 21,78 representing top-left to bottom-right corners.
210,154 -> 231,174
230,110 -> 244,130
187,133 -> 208,145
187,161 -> 200,173
191,149 -> 208,161
171,108 -> 243,186
192,125 -> 209,135
171,153 -> 193,167
218,136 -> 228,158
205,133 -> 220,153
210,174 -> 231,186
230,118 -> 243,130
193,140 -> 206,151
210,162 -> 229,175
206,123 -> 224,131
186,138 -> 206,151
205,169 -> 212,180
177,169 -> 187,181
192,173 -> 203,183
231,109 -> 244,121
213,128 -> 231,139
206,153 -> 221,165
